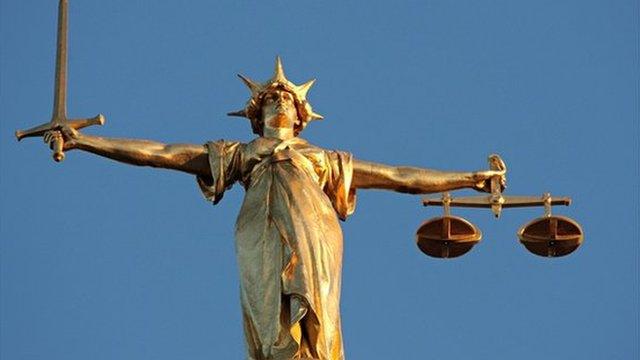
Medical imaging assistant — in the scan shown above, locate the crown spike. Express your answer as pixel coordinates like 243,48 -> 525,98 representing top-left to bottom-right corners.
297,79 -> 316,99
227,109 -> 248,118
231,59 -> 323,134
237,74 -> 261,95
273,56 -> 286,82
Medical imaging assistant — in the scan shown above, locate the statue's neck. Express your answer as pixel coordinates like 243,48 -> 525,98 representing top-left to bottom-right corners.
262,126 -> 294,140
261,112 -> 296,140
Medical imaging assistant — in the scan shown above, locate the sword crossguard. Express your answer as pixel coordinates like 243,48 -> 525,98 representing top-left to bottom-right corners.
16,114 -> 105,162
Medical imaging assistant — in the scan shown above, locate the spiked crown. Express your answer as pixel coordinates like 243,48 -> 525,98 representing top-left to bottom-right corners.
228,57 -> 323,135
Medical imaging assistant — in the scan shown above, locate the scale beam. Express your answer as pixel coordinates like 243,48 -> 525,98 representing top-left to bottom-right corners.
423,195 -> 571,209
423,155 -> 568,219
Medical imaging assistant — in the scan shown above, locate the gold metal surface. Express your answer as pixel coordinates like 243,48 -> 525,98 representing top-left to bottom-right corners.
422,194 -> 572,209
489,154 -> 506,217
416,192 -> 483,258
14,0 -> 105,162
228,56 -> 323,136
15,3 -> 517,359
416,215 -> 482,258
518,194 -> 584,257
422,189 -> 582,259
518,215 -> 584,257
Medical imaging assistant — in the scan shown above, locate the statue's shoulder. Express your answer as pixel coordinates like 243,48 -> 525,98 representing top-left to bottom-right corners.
205,139 -> 245,146
202,139 -> 246,158
293,138 -> 350,156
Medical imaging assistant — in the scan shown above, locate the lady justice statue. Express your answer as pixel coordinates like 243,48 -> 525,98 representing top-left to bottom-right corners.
17,7 -> 506,355
39,57 -> 505,360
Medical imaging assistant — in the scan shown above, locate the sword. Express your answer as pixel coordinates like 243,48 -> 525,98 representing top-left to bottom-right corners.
15,0 -> 105,162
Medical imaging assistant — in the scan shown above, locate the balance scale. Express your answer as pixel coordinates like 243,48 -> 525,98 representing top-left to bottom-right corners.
417,156 -> 584,259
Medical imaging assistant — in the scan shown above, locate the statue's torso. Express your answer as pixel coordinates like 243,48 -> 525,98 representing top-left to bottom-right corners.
197,136 -> 354,359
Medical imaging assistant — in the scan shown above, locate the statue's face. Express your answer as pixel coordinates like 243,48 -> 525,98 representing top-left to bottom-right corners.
261,90 -> 298,130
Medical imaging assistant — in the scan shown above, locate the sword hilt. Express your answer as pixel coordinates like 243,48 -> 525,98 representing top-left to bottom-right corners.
15,1 -> 106,163
15,114 -> 106,162
15,114 -> 105,141
52,136 -> 65,162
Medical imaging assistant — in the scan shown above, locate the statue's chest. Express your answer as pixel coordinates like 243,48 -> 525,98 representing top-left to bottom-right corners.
239,140 -> 328,188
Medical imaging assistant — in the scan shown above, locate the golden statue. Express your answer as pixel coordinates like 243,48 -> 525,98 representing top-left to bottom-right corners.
40,58 -> 503,360
17,2 -> 506,359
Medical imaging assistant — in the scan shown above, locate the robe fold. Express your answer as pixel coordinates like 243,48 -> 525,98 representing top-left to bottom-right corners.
197,137 -> 356,360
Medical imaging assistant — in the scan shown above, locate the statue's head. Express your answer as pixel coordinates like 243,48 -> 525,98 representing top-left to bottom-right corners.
228,57 -> 323,136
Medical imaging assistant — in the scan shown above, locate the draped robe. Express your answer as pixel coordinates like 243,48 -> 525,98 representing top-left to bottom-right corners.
196,137 -> 356,360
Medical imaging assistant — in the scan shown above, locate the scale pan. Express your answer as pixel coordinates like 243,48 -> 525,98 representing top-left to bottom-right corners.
518,215 -> 584,257
416,216 -> 482,259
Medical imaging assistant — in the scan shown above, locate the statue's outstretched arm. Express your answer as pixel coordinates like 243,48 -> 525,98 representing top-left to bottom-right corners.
351,159 -> 504,194
45,127 -> 211,179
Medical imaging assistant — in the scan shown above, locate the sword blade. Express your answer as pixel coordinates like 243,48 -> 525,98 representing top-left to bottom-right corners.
52,0 -> 68,122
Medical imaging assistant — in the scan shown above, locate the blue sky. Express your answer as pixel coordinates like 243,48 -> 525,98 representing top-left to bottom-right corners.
1,1 -> 638,359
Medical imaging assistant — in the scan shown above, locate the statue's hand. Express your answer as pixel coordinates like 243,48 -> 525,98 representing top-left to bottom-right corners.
473,169 -> 507,193
43,125 -> 81,151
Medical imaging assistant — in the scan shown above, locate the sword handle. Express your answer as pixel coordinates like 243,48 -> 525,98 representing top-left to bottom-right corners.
52,136 -> 65,162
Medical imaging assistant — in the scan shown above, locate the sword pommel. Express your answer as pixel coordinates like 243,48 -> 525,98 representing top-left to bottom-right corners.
52,136 -> 65,162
